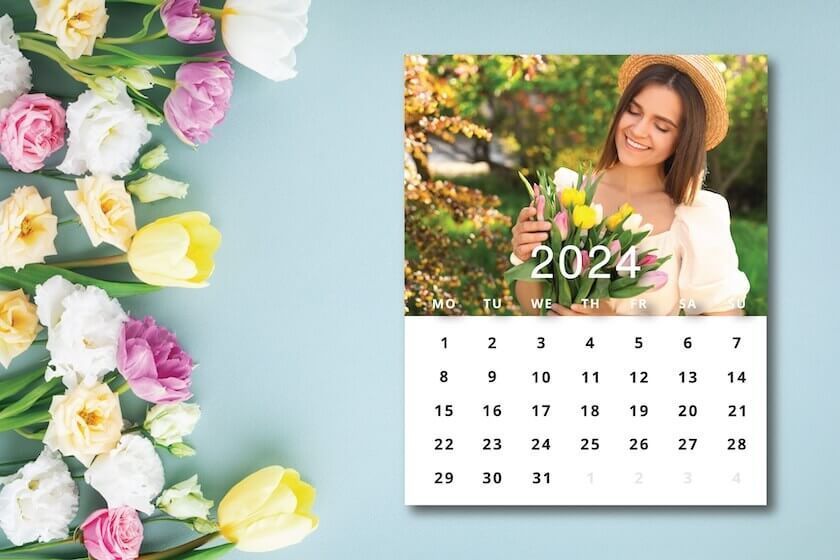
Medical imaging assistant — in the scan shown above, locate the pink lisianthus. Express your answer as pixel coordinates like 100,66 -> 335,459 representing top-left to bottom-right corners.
0,93 -> 65,172
639,270 -> 668,292
80,507 -> 143,560
117,316 -> 194,404
160,0 -> 215,44
164,59 -> 234,146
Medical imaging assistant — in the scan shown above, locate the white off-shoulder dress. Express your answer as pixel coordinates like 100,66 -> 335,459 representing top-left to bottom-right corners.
611,189 -> 750,315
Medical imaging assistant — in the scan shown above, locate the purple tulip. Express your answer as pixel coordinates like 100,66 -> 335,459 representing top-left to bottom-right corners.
553,210 -> 569,240
117,317 -> 194,404
160,0 -> 216,44
638,270 -> 668,292
164,58 -> 234,146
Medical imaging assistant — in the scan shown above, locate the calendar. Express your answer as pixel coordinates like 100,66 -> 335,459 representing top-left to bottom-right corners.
404,54 -> 768,506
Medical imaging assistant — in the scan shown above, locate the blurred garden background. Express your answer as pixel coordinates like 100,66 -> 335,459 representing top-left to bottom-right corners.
404,54 -> 768,315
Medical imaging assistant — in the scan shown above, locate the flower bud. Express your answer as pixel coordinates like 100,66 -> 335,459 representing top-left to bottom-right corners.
139,145 -> 169,170
127,173 -> 189,203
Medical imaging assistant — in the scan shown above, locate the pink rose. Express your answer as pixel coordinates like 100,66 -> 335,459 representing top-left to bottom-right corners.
80,507 -> 143,560
160,0 -> 215,44
117,316 -> 194,404
164,59 -> 234,146
0,93 -> 65,173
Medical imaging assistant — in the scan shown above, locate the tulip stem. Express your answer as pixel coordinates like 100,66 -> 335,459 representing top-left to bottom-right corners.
201,6 -> 224,18
152,75 -> 177,89
50,254 -> 129,269
138,532 -> 221,560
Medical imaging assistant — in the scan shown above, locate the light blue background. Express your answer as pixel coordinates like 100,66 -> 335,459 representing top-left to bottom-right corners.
2,0 -> 838,558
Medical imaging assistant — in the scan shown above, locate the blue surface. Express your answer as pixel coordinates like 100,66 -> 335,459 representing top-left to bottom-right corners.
2,0 -> 838,558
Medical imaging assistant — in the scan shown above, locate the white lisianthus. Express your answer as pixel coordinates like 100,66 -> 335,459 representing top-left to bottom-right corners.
143,402 -> 201,446
84,434 -> 165,515
553,166 -> 578,190
30,0 -> 108,60
58,80 -> 151,177
0,15 -> 32,110
156,475 -> 213,520
127,173 -> 189,203
0,448 -> 78,546
221,0 -> 310,81
34,275 -> 128,388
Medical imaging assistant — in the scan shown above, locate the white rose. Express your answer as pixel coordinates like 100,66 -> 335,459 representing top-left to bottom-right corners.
156,475 -> 213,520
553,166 -> 579,190
0,448 -> 78,546
30,0 -> 108,60
85,434 -> 165,515
144,402 -> 201,446
221,0 -> 310,81
0,15 -> 32,110
58,80 -> 151,177
34,275 -> 128,388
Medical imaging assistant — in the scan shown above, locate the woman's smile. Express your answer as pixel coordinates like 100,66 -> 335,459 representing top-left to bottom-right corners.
624,133 -> 650,151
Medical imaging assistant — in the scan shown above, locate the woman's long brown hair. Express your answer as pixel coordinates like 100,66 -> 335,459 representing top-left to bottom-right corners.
596,64 -> 708,204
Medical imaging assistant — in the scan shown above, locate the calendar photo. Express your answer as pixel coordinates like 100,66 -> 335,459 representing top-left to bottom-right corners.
404,54 -> 768,505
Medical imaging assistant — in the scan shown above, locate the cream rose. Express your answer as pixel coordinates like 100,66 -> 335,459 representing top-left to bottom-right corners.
0,289 -> 41,368
0,186 -> 57,271
43,382 -> 123,467
66,176 -> 137,251
30,0 -> 109,60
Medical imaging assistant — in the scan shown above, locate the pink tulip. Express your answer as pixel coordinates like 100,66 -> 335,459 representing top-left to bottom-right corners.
639,254 -> 657,267
639,270 -> 668,292
164,58 -> 233,146
532,182 -> 540,198
572,250 -> 590,273
0,93 -> 65,172
80,507 -> 143,560
535,194 -> 545,221
553,210 -> 569,240
160,0 -> 216,44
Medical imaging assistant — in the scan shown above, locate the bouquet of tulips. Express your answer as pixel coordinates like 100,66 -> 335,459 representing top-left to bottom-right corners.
505,165 -> 671,312
0,2 -> 318,558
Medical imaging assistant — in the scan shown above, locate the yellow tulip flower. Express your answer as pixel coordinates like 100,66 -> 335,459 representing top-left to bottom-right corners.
218,466 -> 318,553
573,205 -> 597,229
605,212 -> 624,231
619,202 -> 634,218
559,188 -> 585,208
127,212 -> 221,288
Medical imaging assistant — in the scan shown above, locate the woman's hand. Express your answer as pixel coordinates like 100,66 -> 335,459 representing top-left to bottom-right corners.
549,300 -> 617,316
511,206 -> 552,262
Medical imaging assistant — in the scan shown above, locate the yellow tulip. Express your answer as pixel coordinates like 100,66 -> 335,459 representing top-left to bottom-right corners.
127,212 -> 221,288
573,205 -> 597,229
218,466 -> 318,553
605,212 -> 624,231
619,202 -> 634,218
559,188 -> 585,208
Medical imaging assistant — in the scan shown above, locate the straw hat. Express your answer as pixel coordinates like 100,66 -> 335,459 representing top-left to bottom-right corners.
617,55 -> 729,151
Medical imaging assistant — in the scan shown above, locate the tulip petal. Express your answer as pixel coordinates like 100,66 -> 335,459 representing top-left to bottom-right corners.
218,466 -> 287,529
231,513 -> 317,553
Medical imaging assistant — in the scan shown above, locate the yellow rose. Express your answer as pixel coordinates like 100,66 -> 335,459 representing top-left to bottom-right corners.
572,204 -> 597,229
0,290 -> 41,368
218,466 -> 318,552
0,186 -> 58,270
559,188 -> 586,208
66,176 -> 137,252
127,212 -> 221,288
43,382 -> 122,467
31,0 -> 108,59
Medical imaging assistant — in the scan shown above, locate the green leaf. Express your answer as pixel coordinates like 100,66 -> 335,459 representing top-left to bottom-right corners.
592,277 -> 611,299
609,285 -> 654,299
0,407 -> 50,433
176,544 -> 235,560
557,275 -> 572,307
503,261 -> 538,285
0,366 -> 47,403
574,271 -> 596,304
618,230 -> 632,250
0,377 -> 61,420
518,171 -> 534,200
0,264 -> 160,298
609,276 -> 638,292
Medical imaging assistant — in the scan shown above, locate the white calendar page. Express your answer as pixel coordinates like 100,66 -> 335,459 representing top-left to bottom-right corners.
404,54 -> 768,506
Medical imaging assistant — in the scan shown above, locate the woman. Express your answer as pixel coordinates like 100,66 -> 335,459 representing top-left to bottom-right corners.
511,55 -> 750,316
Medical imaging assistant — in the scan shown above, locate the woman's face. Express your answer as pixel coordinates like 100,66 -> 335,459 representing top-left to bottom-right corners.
614,84 -> 682,168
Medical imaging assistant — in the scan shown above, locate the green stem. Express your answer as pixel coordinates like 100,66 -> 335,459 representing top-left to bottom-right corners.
0,166 -> 77,182
152,75 -> 177,89
50,254 -> 129,269
58,218 -> 79,226
138,533 -> 221,560
201,6 -> 224,18
17,37 -> 93,86
106,0 -> 162,5
14,427 -> 45,441
0,536 -> 74,555
143,516 -> 196,527
115,382 -> 131,396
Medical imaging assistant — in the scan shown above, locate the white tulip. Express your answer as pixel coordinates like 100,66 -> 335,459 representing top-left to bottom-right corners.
221,0 -> 310,81
0,448 -> 78,546
621,213 -> 643,233
553,166 -> 579,189
592,203 -> 604,225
